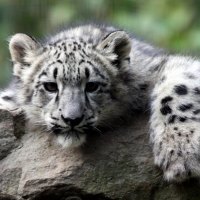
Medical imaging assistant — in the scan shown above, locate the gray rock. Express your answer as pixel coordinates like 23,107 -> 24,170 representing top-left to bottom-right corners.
0,193 -> 18,200
1,109 -> 200,200
0,109 -> 19,160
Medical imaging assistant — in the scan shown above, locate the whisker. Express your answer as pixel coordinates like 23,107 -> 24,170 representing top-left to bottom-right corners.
93,126 -> 103,135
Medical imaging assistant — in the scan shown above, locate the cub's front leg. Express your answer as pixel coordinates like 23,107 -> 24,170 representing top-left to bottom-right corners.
150,57 -> 200,181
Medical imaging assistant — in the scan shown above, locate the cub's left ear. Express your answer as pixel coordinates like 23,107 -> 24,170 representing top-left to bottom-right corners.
97,31 -> 131,64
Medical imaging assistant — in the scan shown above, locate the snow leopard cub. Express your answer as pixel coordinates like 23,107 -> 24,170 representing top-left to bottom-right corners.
0,25 -> 148,148
1,24 -> 200,182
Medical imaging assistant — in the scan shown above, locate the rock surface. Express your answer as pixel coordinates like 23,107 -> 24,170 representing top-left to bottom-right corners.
1,109 -> 200,200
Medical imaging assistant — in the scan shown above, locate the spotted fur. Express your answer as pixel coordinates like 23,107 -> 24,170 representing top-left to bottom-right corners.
150,56 -> 200,182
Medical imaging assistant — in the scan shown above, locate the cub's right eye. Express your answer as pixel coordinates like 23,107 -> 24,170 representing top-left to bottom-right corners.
43,82 -> 58,92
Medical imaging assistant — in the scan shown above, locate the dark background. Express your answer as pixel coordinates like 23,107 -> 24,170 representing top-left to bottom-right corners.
0,0 -> 200,86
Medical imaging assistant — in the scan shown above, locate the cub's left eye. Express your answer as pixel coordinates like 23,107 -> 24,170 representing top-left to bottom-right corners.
43,82 -> 58,92
85,82 -> 100,93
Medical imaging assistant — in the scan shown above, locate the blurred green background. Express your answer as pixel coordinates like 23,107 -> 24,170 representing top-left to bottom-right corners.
0,0 -> 200,86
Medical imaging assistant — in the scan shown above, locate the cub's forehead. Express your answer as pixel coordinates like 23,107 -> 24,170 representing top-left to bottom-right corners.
37,39 -> 109,83
41,38 -> 98,71
45,38 -> 93,59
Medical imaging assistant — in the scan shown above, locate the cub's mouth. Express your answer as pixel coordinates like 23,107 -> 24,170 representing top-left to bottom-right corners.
50,122 -> 98,148
52,126 -> 82,135
51,125 -> 88,148
51,124 -> 91,137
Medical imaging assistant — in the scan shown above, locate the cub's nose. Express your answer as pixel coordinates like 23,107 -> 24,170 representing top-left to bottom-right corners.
61,115 -> 84,128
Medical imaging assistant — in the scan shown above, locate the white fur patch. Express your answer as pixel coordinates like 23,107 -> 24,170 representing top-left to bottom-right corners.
57,134 -> 86,149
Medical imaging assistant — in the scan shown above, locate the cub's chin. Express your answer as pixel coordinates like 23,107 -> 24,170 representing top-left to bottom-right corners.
56,132 -> 86,148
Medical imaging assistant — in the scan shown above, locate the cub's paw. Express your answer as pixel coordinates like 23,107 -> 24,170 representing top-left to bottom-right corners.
154,137 -> 200,182
164,159 -> 189,182
154,146 -> 189,182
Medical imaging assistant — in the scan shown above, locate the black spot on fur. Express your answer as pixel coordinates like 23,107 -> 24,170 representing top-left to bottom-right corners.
77,67 -> 80,75
174,85 -> 188,95
178,150 -> 182,156
73,41 -> 78,45
139,84 -> 148,91
168,115 -> 176,124
160,105 -> 172,115
85,68 -> 90,79
161,76 -> 166,82
174,127 -> 178,130
179,117 -> 187,122
54,50 -> 58,55
194,87 -> 200,95
153,65 -> 161,72
82,49 -> 87,55
161,96 -> 173,104
53,68 -> 58,79
178,103 -> 193,112
2,96 -> 13,101
170,150 -> 174,157
57,60 -> 63,64
55,94 -> 59,102
111,59 -> 120,67
193,109 -> 200,115
191,117 -> 197,121
185,73 -> 196,79
56,53 -> 61,59
79,59 -> 84,65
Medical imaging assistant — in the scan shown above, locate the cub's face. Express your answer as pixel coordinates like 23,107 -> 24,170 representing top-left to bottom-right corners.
9,30 -> 131,148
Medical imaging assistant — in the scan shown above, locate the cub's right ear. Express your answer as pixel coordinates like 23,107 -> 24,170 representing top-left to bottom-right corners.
96,31 -> 131,68
9,33 -> 41,64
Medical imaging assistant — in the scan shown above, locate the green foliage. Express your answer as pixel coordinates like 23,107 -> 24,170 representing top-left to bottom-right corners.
0,0 -> 200,86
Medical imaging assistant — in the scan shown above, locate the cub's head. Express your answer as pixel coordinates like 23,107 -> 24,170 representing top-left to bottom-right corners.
9,28 -> 132,148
